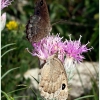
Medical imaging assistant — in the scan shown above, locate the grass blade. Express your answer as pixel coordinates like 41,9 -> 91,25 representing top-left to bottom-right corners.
74,95 -> 94,100
1,87 -> 28,99
1,48 -> 16,58
31,75 -> 39,84
13,96 -> 29,99
1,67 -> 19,80
1,90 -> 10,100
30,87 -> 37,98
1,43 -> 16,50
76,67 -> 85,91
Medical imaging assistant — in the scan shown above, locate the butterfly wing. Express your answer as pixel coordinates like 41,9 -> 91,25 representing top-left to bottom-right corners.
39,54 -> 68,100
26,0 -> 51,43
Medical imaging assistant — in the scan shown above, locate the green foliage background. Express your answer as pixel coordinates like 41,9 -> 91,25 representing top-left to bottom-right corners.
1,0 -> 99,100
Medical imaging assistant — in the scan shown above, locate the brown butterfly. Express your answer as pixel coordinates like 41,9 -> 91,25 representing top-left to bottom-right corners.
39,54 -> 68,100
26,0 -> 52,43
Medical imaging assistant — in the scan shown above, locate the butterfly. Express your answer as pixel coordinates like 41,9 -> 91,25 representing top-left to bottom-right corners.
39,54 -> 68,100
26,0 -> 52,43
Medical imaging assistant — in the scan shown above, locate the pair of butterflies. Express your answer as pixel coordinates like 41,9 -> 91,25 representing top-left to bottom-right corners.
25,0 -> 68,100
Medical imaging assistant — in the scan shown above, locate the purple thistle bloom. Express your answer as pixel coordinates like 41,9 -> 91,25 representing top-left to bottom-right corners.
64,35 -> 93,63
32,34 -> 66,62
1,0 -> 13,10
27,34 -> 92,65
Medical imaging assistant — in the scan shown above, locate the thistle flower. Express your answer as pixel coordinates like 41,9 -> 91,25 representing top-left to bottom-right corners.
1,0 -> 13,10
63,34 -> 93,78
27,34 -> 92,72
64,35 -> 93,63
1,13 -> 6,31
32,34 -> 66,62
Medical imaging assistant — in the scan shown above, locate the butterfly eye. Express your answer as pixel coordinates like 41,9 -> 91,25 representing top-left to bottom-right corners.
40,0 -> 43,6
62,83 -> 66,90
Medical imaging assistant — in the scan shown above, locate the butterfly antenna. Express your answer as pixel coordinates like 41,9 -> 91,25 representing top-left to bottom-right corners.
51,19 -> 89,27
25,48 -> 33,56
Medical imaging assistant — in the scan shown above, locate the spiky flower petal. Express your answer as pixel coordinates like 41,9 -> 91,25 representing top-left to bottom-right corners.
1,0 -> 13,10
